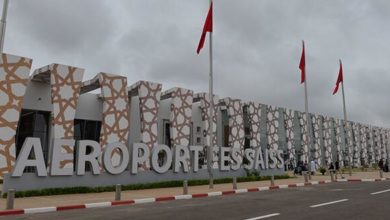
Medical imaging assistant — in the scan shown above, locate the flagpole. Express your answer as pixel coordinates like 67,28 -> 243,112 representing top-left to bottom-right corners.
0,0 -> 9,53
302,42 -> 312,165
340,60 -> 351,176
207,0 -> 214,189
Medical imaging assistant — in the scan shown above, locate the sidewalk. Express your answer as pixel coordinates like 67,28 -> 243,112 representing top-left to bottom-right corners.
0,171 -> 388,211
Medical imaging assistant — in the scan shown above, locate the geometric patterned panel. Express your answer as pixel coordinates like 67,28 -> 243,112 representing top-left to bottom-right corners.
219,98 -> 245,160
194,93 -> 218,167
283,108 -> 296,166
352,123 -> 361,167
266,105 -> 280,151
345,121 -> 354,166
0,53 -> 32,177
386,130 -> 390,161
373,127 -> 381,163
367,126 -> 375,164
33,64 -> 84,169
334,119 -> 344,165
385,130 -> 390,161
195,93 -> 218,148
164,88 -> 193,147
380,129 -> 387,160
311,114 -> 322,167
298,111 -> 309,163
322,116 -> 333,165
246,102 -> 262,148
48,64 -> 85,139
128,80 -> 162,170
98,73 -> 130,165
359,124 -> 368,166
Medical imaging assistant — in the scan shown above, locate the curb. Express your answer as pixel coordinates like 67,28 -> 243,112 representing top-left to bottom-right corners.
0,177 -> 388,216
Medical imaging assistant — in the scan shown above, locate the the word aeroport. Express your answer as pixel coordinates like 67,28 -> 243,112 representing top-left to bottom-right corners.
11,137 -> 284,177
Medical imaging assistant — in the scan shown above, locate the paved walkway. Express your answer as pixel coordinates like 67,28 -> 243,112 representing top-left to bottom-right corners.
0,171 -> 388,210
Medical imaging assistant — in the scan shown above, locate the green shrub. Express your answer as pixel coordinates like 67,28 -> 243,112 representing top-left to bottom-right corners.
2,174 -> 291,198
319,167 -> 327,175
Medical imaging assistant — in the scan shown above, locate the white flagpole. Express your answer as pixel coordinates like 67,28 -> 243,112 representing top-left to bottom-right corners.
0,0 -> 9,53
303,42 -> 312,165
207,0 -> 214,189
340,60 -> 351,175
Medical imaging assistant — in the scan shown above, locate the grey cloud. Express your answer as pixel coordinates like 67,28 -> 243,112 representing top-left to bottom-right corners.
3,0 -> 390,127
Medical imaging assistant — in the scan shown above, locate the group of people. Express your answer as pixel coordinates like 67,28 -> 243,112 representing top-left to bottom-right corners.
293,160 -> 319,175
293,158 -> 390,177
293,160 -> 343,177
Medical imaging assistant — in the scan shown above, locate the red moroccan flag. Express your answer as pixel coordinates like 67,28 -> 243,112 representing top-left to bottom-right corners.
298,41 -> 305,83
332,60 -> 343,95
196,2 -> 213,54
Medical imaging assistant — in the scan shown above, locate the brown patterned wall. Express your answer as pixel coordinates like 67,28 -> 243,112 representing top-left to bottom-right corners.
194,93 -> 218,167
322,116 -> 333,165
128,80 -> 162,170
98,73 -> 130,165
246,102 -> 262,148
219,98 -> 245,161
312,114 -> 322,166
162,88 -> 193,147
298,112 -> 309,163
32,64 -> 84,169
0,53 -> 32,176
284,108 -> 296,166
266,105 -> 280,151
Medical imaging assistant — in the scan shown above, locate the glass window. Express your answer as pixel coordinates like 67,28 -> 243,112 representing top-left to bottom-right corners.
163,120 -> 171,148
74,119 -> 101,142
16,109 -> 50,172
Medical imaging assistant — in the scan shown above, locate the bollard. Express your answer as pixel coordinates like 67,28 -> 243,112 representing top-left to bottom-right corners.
349,166 -> 352,176
115,184 -> 121,201
6,189 -> 15,210
183,180 -> 188,195
303,171 -> 309,183
209,175 -> 214,189
270,175 -> 275,187
233,177 -> 237,190
379,170 -> 383,178
330,170 -> 335,182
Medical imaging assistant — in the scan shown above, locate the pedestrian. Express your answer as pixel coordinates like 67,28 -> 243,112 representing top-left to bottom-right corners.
329,162 -> 335,173
378,159 -> 384,171
335,160 -> 343,179
310,160 -> 316,175
303,161 -> 308,172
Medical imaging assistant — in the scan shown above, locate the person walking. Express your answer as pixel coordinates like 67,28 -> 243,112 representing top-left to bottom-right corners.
310,160 -> 316,175
378,159 -> 384,171
335,160 -> 343,179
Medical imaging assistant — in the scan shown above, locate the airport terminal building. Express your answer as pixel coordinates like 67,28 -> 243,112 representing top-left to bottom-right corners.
1,53 -> 389,190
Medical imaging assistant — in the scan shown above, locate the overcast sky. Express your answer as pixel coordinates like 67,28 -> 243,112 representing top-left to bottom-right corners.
3,0 -> 390,127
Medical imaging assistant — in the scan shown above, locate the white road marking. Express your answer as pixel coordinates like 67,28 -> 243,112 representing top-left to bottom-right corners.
24,207 -> 56,214
85,202 -> 111,208
310,199 -> 348,208
244,213 -> 280,220
371,189 -> 390,195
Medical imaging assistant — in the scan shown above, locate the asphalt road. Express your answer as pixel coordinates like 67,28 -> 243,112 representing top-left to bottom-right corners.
3,181 -> 390,220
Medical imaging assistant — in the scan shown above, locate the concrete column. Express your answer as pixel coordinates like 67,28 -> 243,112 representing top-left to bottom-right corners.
330,170 -> 335,181
115,184 -> 121,201
6,189 -> 15,210
183,180 -> 188,195
304,171 -> 309,183
270,175 -> 275,187
233,177 -> 237,190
